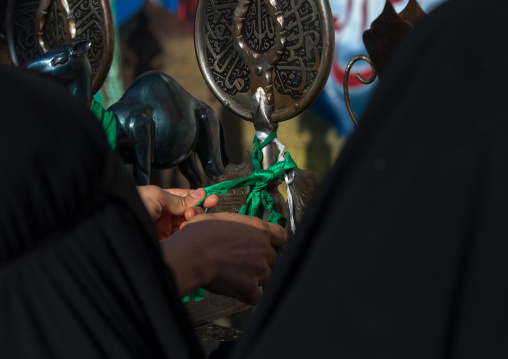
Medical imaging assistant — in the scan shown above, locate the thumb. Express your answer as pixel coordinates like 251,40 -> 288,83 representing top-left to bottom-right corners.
163,188 -> 207,215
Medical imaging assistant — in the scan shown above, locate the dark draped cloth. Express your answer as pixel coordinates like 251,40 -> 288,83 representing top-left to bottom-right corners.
0,66 -> 202,359
232,0 -> 508,358
2,0 -> 508,357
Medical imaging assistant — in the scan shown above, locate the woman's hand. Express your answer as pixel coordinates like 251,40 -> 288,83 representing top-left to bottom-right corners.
136,185 -> 219,241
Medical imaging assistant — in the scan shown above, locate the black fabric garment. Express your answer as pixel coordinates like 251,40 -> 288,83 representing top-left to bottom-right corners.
232,0 -> 508,358
0,66 -> 202,359
3,0 -> 508,357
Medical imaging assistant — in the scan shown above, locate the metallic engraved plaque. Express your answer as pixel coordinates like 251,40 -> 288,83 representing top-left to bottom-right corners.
7,0 -> 114,94
195,0 -> 334,122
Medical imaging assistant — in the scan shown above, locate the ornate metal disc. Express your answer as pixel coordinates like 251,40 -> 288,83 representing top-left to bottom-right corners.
195,0 -> 334,122
7,0 -> 114,94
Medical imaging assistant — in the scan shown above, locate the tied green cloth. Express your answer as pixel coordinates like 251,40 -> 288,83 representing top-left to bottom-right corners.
185,132 -> 296,303
89,98 -> 117,150
186,132 -> 297,303
198,131 -> 297,224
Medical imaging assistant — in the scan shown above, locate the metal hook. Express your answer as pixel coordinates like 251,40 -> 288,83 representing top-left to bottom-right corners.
343,55 -> 377,126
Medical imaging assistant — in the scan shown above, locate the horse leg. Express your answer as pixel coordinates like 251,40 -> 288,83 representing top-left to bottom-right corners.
127,114 -> 154,186
178,152 -> 205,189
195,108 -> 226,180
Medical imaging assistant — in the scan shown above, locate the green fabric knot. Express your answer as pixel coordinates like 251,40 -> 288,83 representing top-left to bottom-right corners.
89,98 -> 117,150
198,131 -> 297,224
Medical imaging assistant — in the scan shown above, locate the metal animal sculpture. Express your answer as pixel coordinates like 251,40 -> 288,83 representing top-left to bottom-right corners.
25,40 -> 227,187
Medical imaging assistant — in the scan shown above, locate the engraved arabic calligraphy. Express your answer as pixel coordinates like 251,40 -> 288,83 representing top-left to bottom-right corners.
205,0 -> 250,96
275,0 -> 322,99
244,0 -> 276,53
203,0 -> 322,100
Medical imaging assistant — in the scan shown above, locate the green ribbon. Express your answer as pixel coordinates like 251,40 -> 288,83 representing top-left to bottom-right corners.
89,98 -> 117,150
185,132 -> 296,303
198,131 -> 297,224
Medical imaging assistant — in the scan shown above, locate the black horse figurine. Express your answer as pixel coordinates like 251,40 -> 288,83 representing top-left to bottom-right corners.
25,39 -> 227,187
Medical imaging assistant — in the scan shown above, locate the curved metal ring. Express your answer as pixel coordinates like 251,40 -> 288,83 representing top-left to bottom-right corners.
343,55 -> 377,126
